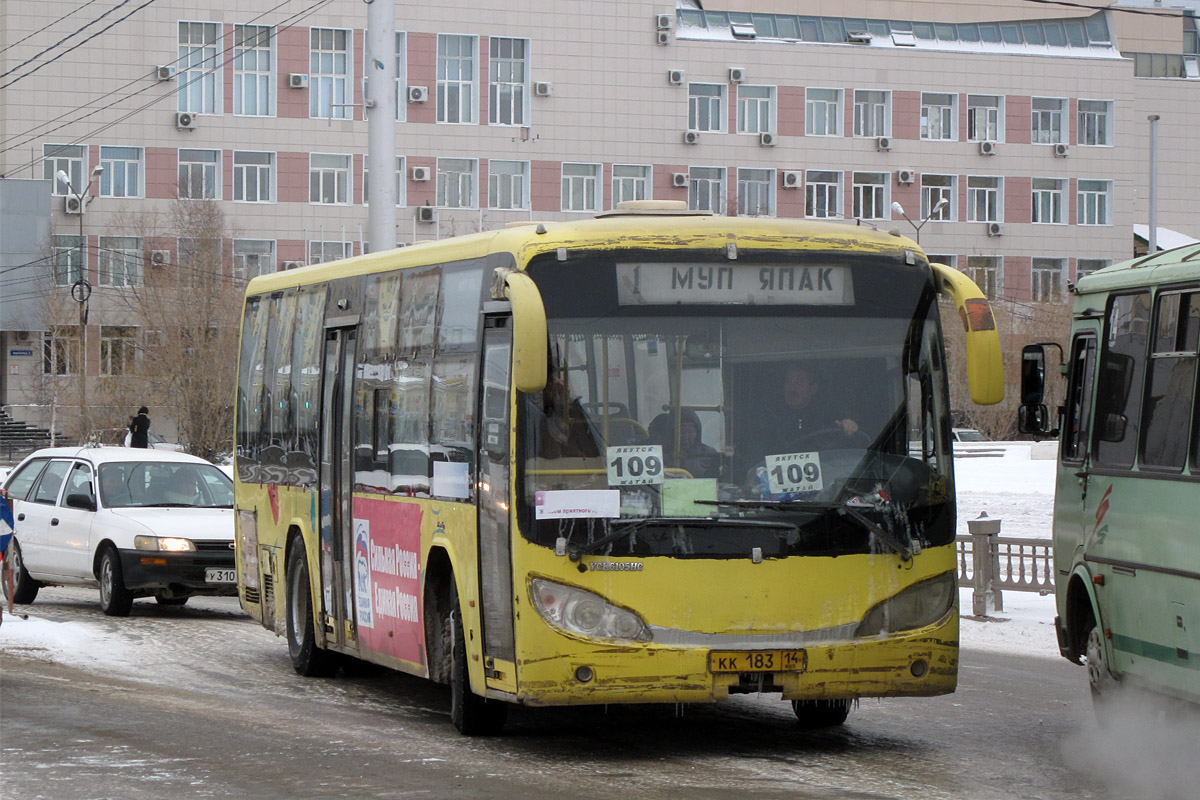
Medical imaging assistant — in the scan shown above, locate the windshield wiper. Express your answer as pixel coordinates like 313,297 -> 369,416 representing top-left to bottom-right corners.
692,499 -> 912,561
565,517 -> 662,562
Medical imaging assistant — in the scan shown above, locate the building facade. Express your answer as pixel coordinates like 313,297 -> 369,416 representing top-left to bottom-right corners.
1,0 -> 1198,429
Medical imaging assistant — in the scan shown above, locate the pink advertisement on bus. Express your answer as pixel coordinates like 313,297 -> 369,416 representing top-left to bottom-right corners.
352,497 -> 424,666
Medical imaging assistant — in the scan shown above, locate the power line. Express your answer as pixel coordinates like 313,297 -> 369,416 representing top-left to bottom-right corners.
0,0 -> 107,57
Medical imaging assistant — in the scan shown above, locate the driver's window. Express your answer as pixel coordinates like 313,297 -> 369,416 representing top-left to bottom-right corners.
61,463 -> 94,505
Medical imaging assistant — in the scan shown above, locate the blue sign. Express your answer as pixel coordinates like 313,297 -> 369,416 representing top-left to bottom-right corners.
9,349 -> 33,357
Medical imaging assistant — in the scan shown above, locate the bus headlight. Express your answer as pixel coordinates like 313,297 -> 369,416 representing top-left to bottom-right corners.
530,578 -> 651,642
134,535 -> 196,552
855,572 -> 956,637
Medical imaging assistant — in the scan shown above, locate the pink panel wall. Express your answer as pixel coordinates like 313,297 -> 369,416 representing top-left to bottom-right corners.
1068,98 -> 1078,145
530,160 -> 559,212
355,29 -> 365,121
777,86 -> 804,137
276,27 -> 309,120
1006,96 -> 1031,144
1005,176 -> 1031,224
1004,256 -> 1032,301
222,149 -> 233,201
406,156 -> 436,207
655,164 -> 688,201
353,153 -> 364,203
277,240 -> 306,265
776,177 -> 804,219
276,151 -> 309,203
844,92 -> 854,137
145,147 -> 176,200
407,32 -> 437,125
223,24 -> 235,115
891,179 -> 921,224
958,93 -> 969,143
478,37 -> 489,125
144,236 -> 175,289
1068,178 -> 1077,225
892,91 -> 921,140
478,157 -> 489,207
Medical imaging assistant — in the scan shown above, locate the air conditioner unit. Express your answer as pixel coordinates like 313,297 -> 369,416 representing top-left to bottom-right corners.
667,69 -> 684,85
64,195 -> 83,215
417,206 -> 436,223
149,250 -> 170,267
156,65 -> 176,81
411,166 -> 431,182
534,81 -> 552,97
683,130 -> 699,145
282,260 -> 305,270
876,136 -> 891,151
759,132 -> 776,147
656,30 -> 671,46
656,13 -> 672,31
986,222 -> 1003,237
175,111 -> 197,130
1053,143 -> 1069,157
781,170 -> 801,188
729,67 -> 746,83
408,85 -> 429,103
671,172 -> 688,188
896,169 -> 916,185
979,140 -> 997,156
288,73 -> 308,89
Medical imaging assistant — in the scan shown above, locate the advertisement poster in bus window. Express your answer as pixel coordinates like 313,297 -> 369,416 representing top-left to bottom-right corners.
352,498 -> 424,664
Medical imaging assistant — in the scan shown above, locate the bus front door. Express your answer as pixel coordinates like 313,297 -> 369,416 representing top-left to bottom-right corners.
319,326 -> 359,656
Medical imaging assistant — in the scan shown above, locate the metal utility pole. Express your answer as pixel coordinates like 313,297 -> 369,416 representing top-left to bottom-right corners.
1148,114 -> 1160,254
365,0 -> 397,252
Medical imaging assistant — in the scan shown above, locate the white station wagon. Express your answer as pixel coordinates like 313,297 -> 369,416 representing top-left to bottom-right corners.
2,446 -> 235,616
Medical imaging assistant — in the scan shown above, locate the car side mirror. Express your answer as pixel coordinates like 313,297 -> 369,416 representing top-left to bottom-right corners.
65,492 -> 96,512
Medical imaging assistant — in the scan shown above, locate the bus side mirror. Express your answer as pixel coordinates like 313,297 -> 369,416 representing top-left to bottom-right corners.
1018,404 -> 1050,435
929,263 -> 1004,405
492,268 -> 547,394
1020,345 -> 1046,406
1098,412 -> 1127,442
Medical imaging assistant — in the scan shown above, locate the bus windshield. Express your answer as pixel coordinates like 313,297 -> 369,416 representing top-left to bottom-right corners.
519,251 -> 954,559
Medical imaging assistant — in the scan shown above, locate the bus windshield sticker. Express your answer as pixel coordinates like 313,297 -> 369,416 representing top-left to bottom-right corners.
535,490 -> 621,519
764,451 -> 824,494
616,263 -> 854,306
606,445 -> 665,486
661,478 -> 718,516
432,461 -> 470,499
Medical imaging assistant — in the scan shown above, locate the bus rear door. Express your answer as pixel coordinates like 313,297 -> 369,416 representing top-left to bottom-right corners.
320,326 -> 360,656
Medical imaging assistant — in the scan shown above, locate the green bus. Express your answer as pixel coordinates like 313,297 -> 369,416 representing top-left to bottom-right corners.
1021,243 -> 1200,708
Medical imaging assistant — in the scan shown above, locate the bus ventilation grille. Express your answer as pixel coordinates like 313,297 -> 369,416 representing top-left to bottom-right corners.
244,587 -> 261,605
262,573 -> 274,605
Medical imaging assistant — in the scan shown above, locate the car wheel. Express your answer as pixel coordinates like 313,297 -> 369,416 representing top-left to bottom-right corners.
449,598 -> 507,735
285,542 -> 338,677
792,698 -> 852,729
8,540 -> 41,605
155,594 -> 189,606
98,546 -> 134,616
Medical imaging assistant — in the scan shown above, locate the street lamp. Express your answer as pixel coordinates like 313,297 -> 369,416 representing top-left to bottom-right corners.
892,197 -> 948,245
55,164 -> 103,443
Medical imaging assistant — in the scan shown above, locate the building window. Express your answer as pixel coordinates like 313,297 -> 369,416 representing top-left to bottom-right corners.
53,235 -> 84,286
1032,258 -> 1066,302
362,155 -> 405,206
309,154 -> 351,204
99,146 -> 143,198
926,255 -> 957,269
233,239 -> 276,281
309,241 -> 352,264
688,166 -> 726,215
1031,178 -> 1066,224
488,160 -> 529,210
436,157 -> 477,208
178,21 -> 220,115
1078,100 -> 1113,146
966,176 -> 1002,222
561,163 -> 601,212
98,236 -> 141,287
967,95 -> 1003,141
853,90 -> 890,137
921,174 -> 956,220
437,34 -> 477,124
852,172 -> 888,220
737,85 -> 775,134
611,164 -> 650,206
393,31 -> 407,122
310,28 -> 351,119
805,170 -> 842,218
43,144 -> 85,197
688,83 -> 726,132
921,92 -> 956,140
99,326 -> 138,376
233,151 -> 275,203
489,37 -> 528,126
233,24 -> 274,116
966,256 -> 1002,300
43,327 -> 79,376
1032,97 -> 1067,144
1076,258 -> 1110,278
178,149 -> 220,200
806,88 -> 843,136
1077,179 -> 1111,225
736,168 -> 774,217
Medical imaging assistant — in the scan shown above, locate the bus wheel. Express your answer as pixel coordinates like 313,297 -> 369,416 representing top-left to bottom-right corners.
285,544 -> 339,678
792,699 -> 852,729
1084,617 -> 1117,714
98,546 -> 134,617
449,601 -> 507,735
8,540 -> 41,605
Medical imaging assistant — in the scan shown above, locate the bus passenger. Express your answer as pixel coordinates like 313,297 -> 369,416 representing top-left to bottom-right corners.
648,409 -> 720,479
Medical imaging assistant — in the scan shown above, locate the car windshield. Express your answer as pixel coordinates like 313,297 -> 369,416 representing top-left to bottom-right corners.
98,462 -> 233,509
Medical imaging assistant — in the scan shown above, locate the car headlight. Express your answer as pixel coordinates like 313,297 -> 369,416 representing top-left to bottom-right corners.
134,536 -> 196,552
529,578 -> 651,642
856,572 -> 956,637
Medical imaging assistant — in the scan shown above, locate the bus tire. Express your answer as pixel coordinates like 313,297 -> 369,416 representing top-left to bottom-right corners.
792,698 -> 852,729
449,601 -> 507,735
98,546 -> 134,617
286,543 -> 339,678
8,540 -> 41,605
1083,615 -> 1117,717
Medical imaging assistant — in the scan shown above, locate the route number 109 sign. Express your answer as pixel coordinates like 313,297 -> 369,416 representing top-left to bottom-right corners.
764,451 -> 823,494
606,445 -> 665,486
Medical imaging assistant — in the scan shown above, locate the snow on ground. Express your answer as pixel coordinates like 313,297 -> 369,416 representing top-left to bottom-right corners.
1,443 -> 1065,669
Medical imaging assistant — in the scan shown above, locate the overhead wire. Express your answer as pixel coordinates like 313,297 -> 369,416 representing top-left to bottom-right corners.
0,0 -> 107,57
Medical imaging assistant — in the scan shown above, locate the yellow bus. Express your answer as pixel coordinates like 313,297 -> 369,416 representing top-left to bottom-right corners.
234,202 -> 1003,734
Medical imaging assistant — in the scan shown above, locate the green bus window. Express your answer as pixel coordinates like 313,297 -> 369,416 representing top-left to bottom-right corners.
1062,334 -> 1097,462
1092,292 -> 1150,469
1142,292 -> 1198,470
